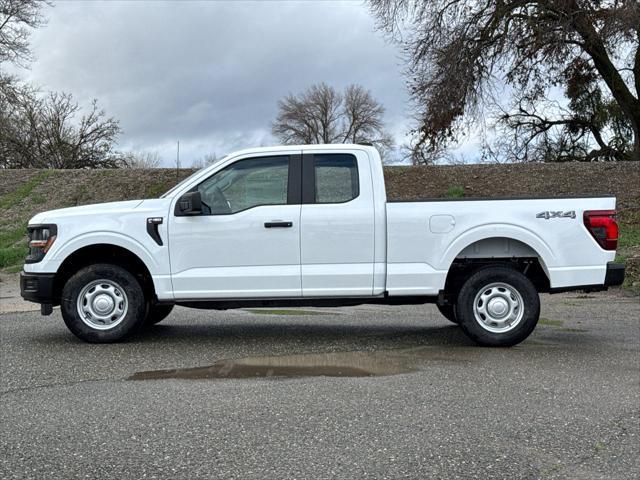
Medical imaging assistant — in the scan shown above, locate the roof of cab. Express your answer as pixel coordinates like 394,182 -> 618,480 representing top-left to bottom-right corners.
226,143 -> 379,159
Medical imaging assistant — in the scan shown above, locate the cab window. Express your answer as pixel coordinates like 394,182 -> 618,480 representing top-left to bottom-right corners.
313,154 -> 359,203
197,156 -> 289,215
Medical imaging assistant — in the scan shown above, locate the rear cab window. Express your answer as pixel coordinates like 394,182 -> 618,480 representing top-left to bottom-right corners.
313,153 -> 359,203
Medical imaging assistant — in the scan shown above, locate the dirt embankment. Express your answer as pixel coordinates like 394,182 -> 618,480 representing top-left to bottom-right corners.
384,162 -> 639,214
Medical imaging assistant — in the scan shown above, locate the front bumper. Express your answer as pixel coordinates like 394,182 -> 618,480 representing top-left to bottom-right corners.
604,262 -> 625,287
20,272 -> 57,305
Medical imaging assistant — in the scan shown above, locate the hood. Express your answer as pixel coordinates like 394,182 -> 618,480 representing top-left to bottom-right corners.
29,200 -> 145,224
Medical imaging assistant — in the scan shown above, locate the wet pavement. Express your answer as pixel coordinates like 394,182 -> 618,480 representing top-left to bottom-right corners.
1,291 -> 639,479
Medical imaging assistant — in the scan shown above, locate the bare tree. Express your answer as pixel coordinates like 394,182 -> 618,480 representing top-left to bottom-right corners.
0,1 -> 124,169
0,90 -> 122,168
191,152 -> 219,169
369,0 -> 640,163
272,83 -> 393,154
121,150 -> 162,168
0,0 -> 50,130
342,84 -> 393,148
0,0 -> 50,66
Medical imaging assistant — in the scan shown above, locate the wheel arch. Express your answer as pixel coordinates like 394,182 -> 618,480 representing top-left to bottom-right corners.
53,243 -> 156,304
441,231 -> 553,298
441,225 -> 555,273
52,231 -> 160,273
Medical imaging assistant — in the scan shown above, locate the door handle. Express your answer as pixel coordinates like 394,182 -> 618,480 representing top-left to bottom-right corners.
264,221 -> 293,228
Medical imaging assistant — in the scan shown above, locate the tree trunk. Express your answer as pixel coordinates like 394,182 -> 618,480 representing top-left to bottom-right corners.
571,8 -> 640,160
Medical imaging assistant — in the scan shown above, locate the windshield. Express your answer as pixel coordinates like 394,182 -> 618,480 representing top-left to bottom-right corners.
160,156 -> 229,198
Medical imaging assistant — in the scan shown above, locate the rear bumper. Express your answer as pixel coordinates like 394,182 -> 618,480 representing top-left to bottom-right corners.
604,262 -> 625,287
20,272 -> 56,305
549,262 -> 625,293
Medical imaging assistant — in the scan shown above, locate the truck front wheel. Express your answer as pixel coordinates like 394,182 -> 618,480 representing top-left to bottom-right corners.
60,263 -> 147,343
456,267 -> 540,347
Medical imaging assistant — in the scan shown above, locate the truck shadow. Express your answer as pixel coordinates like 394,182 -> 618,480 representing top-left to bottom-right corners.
131,321 -> 475,348
31,312 -> 591,352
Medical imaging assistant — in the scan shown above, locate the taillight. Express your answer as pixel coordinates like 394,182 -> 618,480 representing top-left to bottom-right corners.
583,210 -> 618,250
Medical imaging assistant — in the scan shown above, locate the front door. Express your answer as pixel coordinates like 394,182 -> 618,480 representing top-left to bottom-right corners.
168,154 -> 302,299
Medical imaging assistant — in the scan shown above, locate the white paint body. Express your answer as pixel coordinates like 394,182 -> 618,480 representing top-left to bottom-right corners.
26,144 -> 616,301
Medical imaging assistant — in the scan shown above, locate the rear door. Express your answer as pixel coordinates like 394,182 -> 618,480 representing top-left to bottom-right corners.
299,150 -> 375,296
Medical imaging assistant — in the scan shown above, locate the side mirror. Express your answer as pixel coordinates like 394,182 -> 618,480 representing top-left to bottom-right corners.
176,191 -> 202,216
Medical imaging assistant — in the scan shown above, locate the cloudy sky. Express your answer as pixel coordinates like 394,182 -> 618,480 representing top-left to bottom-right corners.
15,0 -> 421,166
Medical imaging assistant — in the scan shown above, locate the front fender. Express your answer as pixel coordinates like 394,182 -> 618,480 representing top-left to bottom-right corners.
51,231 -> 161,275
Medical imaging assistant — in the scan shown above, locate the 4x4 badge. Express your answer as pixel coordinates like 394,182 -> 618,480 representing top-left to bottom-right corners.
536,210 -> 576,219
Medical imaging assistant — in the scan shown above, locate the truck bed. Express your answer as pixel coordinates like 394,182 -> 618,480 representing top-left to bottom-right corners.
384,196 -> 617,296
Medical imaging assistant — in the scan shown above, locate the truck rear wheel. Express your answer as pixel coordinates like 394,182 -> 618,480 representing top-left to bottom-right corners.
144,304 -> 174,326
436,304 -> 459,324
456,266 -> 539,347
60,263 -> 147,343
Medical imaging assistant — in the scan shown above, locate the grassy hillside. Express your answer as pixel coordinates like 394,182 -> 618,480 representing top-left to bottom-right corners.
1,163 -> 638,291
0,169 -> 194,273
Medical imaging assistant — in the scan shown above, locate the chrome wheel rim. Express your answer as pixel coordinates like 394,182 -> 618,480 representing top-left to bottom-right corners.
473,282 -> 524,333
77,279 -> 128,330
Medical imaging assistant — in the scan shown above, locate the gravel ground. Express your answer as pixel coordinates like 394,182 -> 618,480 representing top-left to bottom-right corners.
1,291 -> 638,479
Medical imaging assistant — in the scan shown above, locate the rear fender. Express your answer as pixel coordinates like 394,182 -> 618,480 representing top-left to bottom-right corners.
440,224 -> 555,277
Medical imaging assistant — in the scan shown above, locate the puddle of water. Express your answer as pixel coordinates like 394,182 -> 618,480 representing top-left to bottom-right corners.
128,348 -> 467,381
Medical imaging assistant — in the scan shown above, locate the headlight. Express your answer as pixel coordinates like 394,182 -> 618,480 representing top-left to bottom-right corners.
26,224 -> 57,263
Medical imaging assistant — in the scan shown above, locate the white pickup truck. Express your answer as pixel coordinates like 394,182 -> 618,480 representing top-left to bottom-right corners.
21,144 -> 624,346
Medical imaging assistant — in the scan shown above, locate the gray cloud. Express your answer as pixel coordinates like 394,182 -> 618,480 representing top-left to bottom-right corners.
17,0 -> 411,166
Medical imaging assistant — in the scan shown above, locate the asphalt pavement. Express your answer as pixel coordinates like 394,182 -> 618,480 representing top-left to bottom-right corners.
1,291 -> 639,479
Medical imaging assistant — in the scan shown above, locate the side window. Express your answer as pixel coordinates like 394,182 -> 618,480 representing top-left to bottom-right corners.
314,154 -> 359,203
197,156 -> 289,215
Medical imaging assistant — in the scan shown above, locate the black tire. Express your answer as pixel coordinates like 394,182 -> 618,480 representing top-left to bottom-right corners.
456,266 -> 540,347
436,304 -> 459,324
144,304 -> 174,326
61,263 -> 147,343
